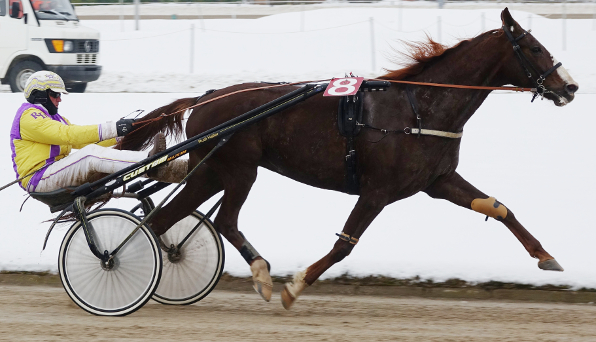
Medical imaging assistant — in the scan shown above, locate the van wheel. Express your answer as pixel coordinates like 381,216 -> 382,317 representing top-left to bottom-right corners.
8,61 -> 42,92
66,83 -> 87,93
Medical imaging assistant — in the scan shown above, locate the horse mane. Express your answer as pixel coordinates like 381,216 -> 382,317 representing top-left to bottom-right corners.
115,97 -> 198,151
379,30 -> 501,80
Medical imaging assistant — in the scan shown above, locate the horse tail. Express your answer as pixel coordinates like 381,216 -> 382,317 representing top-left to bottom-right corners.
116,96 -> 199,151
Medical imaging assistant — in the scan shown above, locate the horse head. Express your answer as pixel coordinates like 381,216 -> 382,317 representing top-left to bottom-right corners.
500,8 -> 578,106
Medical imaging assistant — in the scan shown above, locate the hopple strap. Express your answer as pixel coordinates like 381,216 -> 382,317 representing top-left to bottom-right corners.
336,232 -> 359,245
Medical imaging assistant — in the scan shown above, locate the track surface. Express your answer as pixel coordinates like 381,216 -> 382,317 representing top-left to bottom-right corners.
1,284 -> 596,341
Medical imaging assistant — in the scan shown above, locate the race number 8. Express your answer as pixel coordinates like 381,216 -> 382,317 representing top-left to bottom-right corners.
323,77 -> 364,97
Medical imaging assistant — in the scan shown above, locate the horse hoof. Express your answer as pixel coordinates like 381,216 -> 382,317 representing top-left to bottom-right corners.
250,259 -> 273,302
253,281 -> 273,302
280,270 -> 308,310
281,284 -> 296,310
538,259 -> 564,272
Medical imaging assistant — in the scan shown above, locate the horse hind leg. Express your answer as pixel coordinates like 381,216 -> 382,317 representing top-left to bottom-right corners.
148,161 -> 223,236
213,164 -> 273,302
281,195 -> 387,309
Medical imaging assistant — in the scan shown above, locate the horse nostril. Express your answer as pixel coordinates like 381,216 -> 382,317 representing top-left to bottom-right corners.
566,83 -> 579,94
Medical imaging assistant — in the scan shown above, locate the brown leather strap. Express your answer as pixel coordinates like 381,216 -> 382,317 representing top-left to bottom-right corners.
132,78 -> 535,128
369,78 -> 535,92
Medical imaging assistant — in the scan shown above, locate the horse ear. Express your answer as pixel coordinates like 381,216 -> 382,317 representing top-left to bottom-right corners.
501,7 -> 521,33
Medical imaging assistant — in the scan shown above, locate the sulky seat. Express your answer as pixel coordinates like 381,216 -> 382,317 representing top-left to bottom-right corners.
29,187 -> 76,213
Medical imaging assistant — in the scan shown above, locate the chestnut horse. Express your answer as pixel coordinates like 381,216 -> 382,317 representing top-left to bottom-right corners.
119,9 -> 578,309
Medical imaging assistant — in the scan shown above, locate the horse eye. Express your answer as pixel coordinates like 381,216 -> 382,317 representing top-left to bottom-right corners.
530,47 -> 542,54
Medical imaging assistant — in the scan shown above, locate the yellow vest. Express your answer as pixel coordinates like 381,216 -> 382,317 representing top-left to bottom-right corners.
10,103 -> 116,191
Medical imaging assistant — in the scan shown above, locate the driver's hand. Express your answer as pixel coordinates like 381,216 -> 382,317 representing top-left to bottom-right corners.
116,119 -> 135,136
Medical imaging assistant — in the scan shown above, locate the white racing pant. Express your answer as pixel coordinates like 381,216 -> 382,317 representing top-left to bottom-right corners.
34,144 -> 149,193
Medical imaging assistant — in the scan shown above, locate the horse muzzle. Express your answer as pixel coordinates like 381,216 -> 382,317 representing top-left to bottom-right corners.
546,82 -> 578,107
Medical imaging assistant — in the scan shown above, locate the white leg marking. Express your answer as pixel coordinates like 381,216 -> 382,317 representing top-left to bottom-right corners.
281,270 -> 308,310
250,259 -> 273,302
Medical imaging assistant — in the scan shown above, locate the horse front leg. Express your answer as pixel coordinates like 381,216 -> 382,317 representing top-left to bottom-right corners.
281,195 -> 387,310
424,171 -> 563,271
213,165 -> 273,302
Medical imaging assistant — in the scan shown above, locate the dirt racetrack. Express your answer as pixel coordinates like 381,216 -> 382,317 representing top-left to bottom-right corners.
1,281 -> 596,342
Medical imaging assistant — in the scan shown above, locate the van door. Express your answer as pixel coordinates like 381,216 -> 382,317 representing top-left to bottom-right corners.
0,0 -> 28,76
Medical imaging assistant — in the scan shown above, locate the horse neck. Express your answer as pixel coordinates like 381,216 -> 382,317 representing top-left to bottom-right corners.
411,33 -> 512,131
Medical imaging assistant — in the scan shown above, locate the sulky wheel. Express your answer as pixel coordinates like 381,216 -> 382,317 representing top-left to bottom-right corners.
58,209 -> 162,316
152,211 -> 225,305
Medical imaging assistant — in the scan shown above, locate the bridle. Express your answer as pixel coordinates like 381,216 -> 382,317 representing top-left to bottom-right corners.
502,25 -> 562,102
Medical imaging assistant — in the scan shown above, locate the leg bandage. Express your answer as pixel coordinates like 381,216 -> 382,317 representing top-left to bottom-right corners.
471,196 -> 508,220
239,240 -> 261,265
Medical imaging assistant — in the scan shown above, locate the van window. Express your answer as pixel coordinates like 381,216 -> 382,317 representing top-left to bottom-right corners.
0,0 -> 6,16
8,0 -> 23,19
32,0 -> 78,21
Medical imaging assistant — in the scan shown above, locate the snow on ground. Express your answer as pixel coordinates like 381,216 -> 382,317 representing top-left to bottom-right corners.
1,7 -> 595,288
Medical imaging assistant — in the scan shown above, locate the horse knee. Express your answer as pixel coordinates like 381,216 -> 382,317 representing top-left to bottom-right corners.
471,196 -> 508,220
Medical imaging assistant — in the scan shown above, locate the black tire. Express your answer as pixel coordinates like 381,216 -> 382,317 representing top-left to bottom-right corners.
66,82 -> 87,93
152,211 -> 225,305
8,60 -> 42,92
58,209 -> 162,316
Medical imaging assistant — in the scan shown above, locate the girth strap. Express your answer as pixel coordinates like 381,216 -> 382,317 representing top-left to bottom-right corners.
345,137 -> 358,195
338,92 -> 364,195
406,86 -> 422,137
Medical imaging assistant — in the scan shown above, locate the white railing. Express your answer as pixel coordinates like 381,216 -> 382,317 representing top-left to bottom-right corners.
73,0 -> 596,73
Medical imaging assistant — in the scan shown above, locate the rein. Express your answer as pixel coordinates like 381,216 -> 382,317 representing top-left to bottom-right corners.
131,80 -> 537,130
370,78 -> 534,92
130,80 -> 329,132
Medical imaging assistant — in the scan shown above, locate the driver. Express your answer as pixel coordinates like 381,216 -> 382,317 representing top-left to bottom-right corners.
10,71 -> 178,193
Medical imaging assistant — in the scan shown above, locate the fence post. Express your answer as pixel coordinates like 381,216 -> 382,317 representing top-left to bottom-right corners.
119,0 -> 124,32
198,3 -> 205,32
562,0 -> 567,51
134,0 -> 140,31
481,12 -> 485,32
593,0 -> 596,30
528,13 -> 532,30
301,2 -> 305,32
370,17 -> 376,72
398,0 -> 402,31
437,16 -> 442,44
190,24 -> 195,74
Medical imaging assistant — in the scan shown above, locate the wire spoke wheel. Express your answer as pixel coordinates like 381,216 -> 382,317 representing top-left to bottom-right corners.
58,209 -> 162,316
152,211 -> 224,305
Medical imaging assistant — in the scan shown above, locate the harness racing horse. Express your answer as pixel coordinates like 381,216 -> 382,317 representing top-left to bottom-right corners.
119,8 -> 578,309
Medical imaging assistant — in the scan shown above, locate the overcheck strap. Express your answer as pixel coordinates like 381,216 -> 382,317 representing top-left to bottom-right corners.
409,128 -> 463,139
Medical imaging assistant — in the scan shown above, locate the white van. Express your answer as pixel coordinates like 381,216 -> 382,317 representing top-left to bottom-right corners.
0,0 -> 101,93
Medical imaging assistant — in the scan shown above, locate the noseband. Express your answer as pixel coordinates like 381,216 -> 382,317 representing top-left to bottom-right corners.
502,25 -> 562,102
